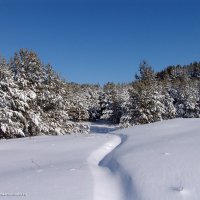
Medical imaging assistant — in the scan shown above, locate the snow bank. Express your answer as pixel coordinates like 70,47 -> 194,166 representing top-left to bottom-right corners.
113,118 -> 200,200
0,134 -> 113,200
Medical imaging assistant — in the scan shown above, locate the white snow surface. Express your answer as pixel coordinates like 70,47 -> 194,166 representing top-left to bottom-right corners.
1,118 -> 200,200
0,134 -> 116,200
112,118 -> 200,200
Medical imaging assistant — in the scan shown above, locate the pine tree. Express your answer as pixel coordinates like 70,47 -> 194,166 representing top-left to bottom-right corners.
0,57 -> 27,138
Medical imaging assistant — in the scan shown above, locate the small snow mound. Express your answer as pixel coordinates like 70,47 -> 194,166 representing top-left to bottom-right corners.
170,185 -> 190,197
161,152 -> 171,156
180,188 -> 189,195
69,168 -> 76,171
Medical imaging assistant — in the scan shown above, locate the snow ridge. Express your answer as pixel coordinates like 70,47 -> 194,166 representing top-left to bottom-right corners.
99,134 -> 137,200
88,134 -> 135,200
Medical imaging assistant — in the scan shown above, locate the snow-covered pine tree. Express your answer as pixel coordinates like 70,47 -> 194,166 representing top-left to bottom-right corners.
170,78 -> 200,118
100,82 -> 128,124
9,49 -> 90,136
0,57 -> 29,138
121,61 -> 169,126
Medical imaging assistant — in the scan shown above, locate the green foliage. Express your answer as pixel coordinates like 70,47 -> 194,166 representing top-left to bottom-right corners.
1,49 -> 200,139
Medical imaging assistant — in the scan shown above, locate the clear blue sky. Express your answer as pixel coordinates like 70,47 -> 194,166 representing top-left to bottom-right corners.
0,0 -> 199,84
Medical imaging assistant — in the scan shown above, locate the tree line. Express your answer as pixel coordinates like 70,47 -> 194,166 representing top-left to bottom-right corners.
0,49 -> 200,138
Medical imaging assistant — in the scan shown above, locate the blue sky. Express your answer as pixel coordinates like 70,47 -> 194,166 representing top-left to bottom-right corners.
0,0 -> 199,84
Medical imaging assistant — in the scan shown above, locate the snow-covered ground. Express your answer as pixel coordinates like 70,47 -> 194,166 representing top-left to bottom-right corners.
112,118 -> 200,200
0,133 -> 116,200
89,120 -> 120,134
1,118 -> 200,200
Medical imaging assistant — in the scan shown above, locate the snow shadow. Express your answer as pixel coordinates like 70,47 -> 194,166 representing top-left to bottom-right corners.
99,134 -> 138,200
90,121 -> 120,134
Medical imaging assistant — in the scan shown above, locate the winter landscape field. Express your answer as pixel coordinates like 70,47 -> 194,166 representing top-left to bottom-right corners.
1,118 -> 200,200
1,1 -> 200,200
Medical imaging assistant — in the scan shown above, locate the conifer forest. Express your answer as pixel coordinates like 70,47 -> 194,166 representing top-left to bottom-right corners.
1,49 -> 200,139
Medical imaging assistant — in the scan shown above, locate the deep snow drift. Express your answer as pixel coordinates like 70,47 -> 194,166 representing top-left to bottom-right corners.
1,118 -> 200,200
112,118 -> 200,200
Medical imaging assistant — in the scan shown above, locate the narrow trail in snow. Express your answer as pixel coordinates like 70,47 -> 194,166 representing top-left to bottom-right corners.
88,123 -> 136,200
99,134 -> 137,200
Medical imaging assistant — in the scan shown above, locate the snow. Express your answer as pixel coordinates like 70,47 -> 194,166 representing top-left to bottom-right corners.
28,90 -> 37,99
87,135 -> 122,200
1,118 -> 200,199
0,133 -> 116,200
112,118 -> 200,200
30,113 -> 41,126
89,120 -> 120,134
1,124 -> 7,133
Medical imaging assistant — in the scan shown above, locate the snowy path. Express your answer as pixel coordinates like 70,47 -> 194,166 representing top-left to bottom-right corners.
0,134 -> 115,200
88,135 -> 122,200
1,119 -> 200,200
88,122 -> 136,200
0,122 -> 123,200
88,118 -> 200,200
98,134 -> 136,200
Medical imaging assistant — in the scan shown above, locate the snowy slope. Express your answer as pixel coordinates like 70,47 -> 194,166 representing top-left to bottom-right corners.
1,118 -> 200,200
0,133 -> 117,200
111,118 -> 200,200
